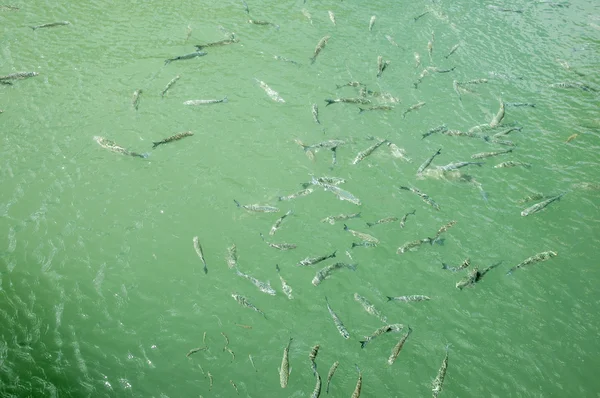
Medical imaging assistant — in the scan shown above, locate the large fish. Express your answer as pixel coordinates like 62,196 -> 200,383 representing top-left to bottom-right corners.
310,35 -> 330,64
494,161 -> 531,169
520,193 -> 565,216
437,161 -> 483,171
311,104 -> 320,124
132,89 -> 142,110
152,131 -> 193,148
507,251 -> 557,274
432,346 -> 450,398
368,15 -> 376,31
343,225 -> 379,244
255,78 -> 285,103
309,344 -> 320,375
0,71 -> 39,81
192,236 -> 208,274
325,296 -> 350,339
388,326 -> 412,365
279,337 -> 293,387
312,262 -> 357,286
94,136 -> 148,158
422,125 -> 448,139
360,324 -> 403,348
279,188 -> 313,201
352,139 -> 388,165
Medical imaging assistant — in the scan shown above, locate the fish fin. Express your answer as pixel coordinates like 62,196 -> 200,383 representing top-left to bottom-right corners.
233,199 -> 241,208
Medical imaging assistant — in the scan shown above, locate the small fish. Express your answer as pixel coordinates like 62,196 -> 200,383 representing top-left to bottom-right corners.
360,324 -> 403,348
326,361 -> 339,393
343,225 -> 379,244
226,244 -> 237,269
311,371 -> 322,398
351,241 -> 377,249
231,293 -> 267,318
517,192 -> 547,204
183,97 -> 228,105
487,5 -> 523,12
269,210 -> 292,235
279,337 -> 293,388
235,268 -> 276,295
309,344 -> 320,375
388,327 -> 412,365
164,51 -> 207,65
314,179 -> 362,206
249,354 -> 257,371
225,347 -> 235,361
396,238 -> 432,254
312,262 -> 357,286
549,82 -> 594,91
445,44 -> 460,59
161,75 -> 180,97
422,125 -> 448,139
385,35 -> 399,47
455,267 -> 480,289
302,9 -> 313,24
387,295 -> 430,302
0,5 -> 19,11
459,78 -> 488,85
442,258 -> 470,272
255,78 -> 285,103
311,35 -> 331,64
351,365 -> 363,398
230,380 -> 239,394
505,102 -> 536,108
427,40 -> 433,61
325,297 -> 350,339
185,25 -> 192,42
494,161 -> 531,169
432,346 -> 450,398
489,100 -> 505,128
520,193 -> 565,216
321,212 -> 360,225
260,233 -> 297,251
358,105 -> 394,113
432,220 -> 457,242
94,136 -> 149,158
192,236 -> 208,274
471,149 -> 513,159
403,101 -> 426,118
0,71 -> 39,81
276,264 -> 294,299
565,133 -> 578,143
186,347 -> 207,357
279,189 -> 313,202
443,130 -> 485,139
152,131 -> 194,149
311,104 -> 320,124
207,371 -> 213,390
414,11 -> 430,22
486,138 -> 515,146
298,250 -> 337,267
240,0 -> 249,14
222,332 -> 230,348
437,162 -> 484,171
367,217 -> 398,227
248,19 -> 279,29
328,10 -> 336,26
414,52 -> 421,68
352,139 -> 388,165
399,186 -> 440,211
132,89 -> 142,110
507,251 -> 557,274
354,293 -> 387,323
377,56 -> 390,78
336,81 -> 365,89
399,210 -> 416,228
273,55 -> 299,65
234,200 -> 279,213
369,15 -> 376,31
325,97 -> 371,106
195,36 -> 239,50
31,21 -> 70,30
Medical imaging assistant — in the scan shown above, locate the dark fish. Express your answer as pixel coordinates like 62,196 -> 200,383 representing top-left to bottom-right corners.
0,71 -> 39,81
31,21 -> 70,30
195,36 -> 239,50
422,125 -> 448,139
192,236 -> 208,274
414,11 -> 430,22
152,131 -> 193,148
399,210 -> 416,228
445,44 -> 460,59
403,101 -> 426,118
416,148 -> 442,174
165,51 -> 207,65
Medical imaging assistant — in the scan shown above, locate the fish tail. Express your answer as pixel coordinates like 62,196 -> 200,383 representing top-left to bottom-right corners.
386,296 -> 394,302
164,59 -> 171,65
324,99 -> 335,106
343,224 -> 349,231
399,186 -> 410,191
310,57 -> 316,65
436,148 -> 442,155
222,96 -> 228,103
233,199 -> 241,208
152,142 -> 161,149
359,341 -> 367,349
442,263 -> 449,270
358,107 -> 365,114
366,222 -> 373,227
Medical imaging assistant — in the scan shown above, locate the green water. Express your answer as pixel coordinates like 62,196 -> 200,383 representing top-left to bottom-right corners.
1,0 -> 599,397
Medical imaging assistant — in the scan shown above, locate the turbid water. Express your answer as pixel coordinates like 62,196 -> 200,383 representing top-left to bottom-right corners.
1,0 -> 599,397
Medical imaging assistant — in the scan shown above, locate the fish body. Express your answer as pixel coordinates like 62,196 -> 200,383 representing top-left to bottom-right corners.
352,365 -> 363,398
328,10 -> 336,25
280,337 -> 293,388
235,268 -> 276,295
311,371 -> 322,398
255,78 -> 285,103
351,241 -> 377,249
414,11 -> 430,21
267,242 -> 297,251
433,220 -> 457,241
550,82 -> 593,91
443,130 -> 485,139
248,19 -> 279,29
442,258 -> 470,272
360,324 -> 403,348
565,133 -> 578,143
399,186 -> 440,211
507,251 -> 557,274
234,200 -> 279,213
0,71 -> 39,81
505,102 -> 535,108
311,104 -> 320,124
152,131 -> 194,149
298,250 -> 337,266
352,139 -> 388,165
336,81 -> 365,89
132,89 -> 142,110
489,100 -> 505,128
422,125 -> 448,139
183,97 -> 228,105
445,44 -> 459,59
276,265 -> 294,299
354,293 -> 387,323
161,75 -> 180,97
186,347 -> 207,357
269,210 -> 292,235
94,136 -> 148,158
226,244 -> 237,269
326,361 -> 339,393
399,210 -> 416,228
414,52 -> 421,68
456,267 -> 480,289
494,161 -> 531,168
416,148 -> 441,174
343,225 -> 379,244
311,35 -> 331,64
315,179 -> 361,205
432,347 -> 450,398
321,212 -> 360,225
397,238 -> 432,254
388,327 -> 412,365
427,40 -> 433,61
325,97 -> 371,106
367,216 -> 398,227
358,105 -> 394,113
387,295 -> 430,302
369,15 -> 376,31
164,51 -> 207,65
459,78 -> 488,85
232,293 -> 266,318
385,35 -> 399,47
325,297 -> 350,339
309,344 -> 320,375
195,37 -> 239,50
192,236 -> 209,274
377,56 -> 390,78
471,149 -> 513,159
487,138 -> 515,146
438,162 -> 483,171
31,21 -> 70,30
312,262 -> 357,286
279,189 -> 313,201
491,126 -> 522,137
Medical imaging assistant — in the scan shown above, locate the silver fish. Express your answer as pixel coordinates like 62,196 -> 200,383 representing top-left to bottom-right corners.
399,186 -> 440,211
302,9 -> 312,24
387,295 -> 430,302
352,139 -> 388,165
360,324 -> 403,348
255,78 -> 285,103
328,10 -> 336,26
269,210 -> 292,235
388,327 -> 412,365
235,268 -> 276,295
276,264 -> 293,299
161,75 -> 180,98
504,102 -> 535,108
368,15 -> 376,31
336,81 -> 365,89
164,51 -> 207,65
367,216 -> 398,227
433,220 -> 457,242
279,337 -> 293,388
312,262 -> 357,286
152,131 -> 193,148
343,225 -> 379,244
31,21 -> 70,30
226,244 -> 237,269
273,55 -> 299,65
351,241 -> 377,249
279,189 -> 313,201
489,100 -> 505,128
183,97 -> 228,105
310,35 -> 331,64
325,296 -> 350,339
396,238 -> 432,254
517,192 -> 547,204
486,138 -> 515,146
414,52 -> 421,68
494,161 -> 531,169
321,212 -> 361,225
455,267 -> 480,289
416,148 -> 442,174
260,233 -> 297,251
442,258 -> 470,272
399,210 -> 416,228
352,365 -> 362,398
443,130 -> 485,139
422,125 -> 448,139
94,136 -> 148,158
437,162 -> 484,171
192,236 -> 209,274
445,43 -> 460,59
386,35 -> 399,47
0,71 -> 39,81
132,89 -> 142,110
248,19 -> 279,29
471,149 -> 513,159
298,250 -> 337,266
314,178 -> 361,205
549,81 -> 594,91
432,346 -> 450,398
234,200 -> 279,213
311,104 -> 320,124
507,251 -> 557,274
231,293 -> 266,318
354,293 -> 387,323
521,193 -> 565,216
358,105 -> 394,113
326,361 -> 339,393
195,36 -> 239,50
311,371 -> 322,398
492,126 -> 522,138
325,97 -> 371,106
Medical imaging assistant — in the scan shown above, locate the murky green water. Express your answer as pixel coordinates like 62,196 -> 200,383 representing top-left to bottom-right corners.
1,0 -> 599,397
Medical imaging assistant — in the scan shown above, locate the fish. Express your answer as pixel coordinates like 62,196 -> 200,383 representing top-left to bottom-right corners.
471,149 -> 513,159
310,35 -> 331,64
325,297 -> 350,339
442,258 -> 470,272
222,332 -> 230,348
416,148 -> 442,174
230,380 -> 239,394
358,105 -> 394,113
432,346 -> 450,398
399,186 -> 440,211
31,21 -> 70,30
161,75 -> 180,98
432,220 -> 457,242
207,371 -> 213,390
507,251 -> 557,274
385,35 -> 399,47
273,55 -> 299,65
367,217 -> 398,227
458,78 -> 488,85
269,210 -> 292,235
399,210 -> 416,228
279,189 -> 313,201
445,44 -> 460,59
352,139 -> 388,165
422,125 -> 448,139
486,138 -> 515,146
249,354 -> 257,371
549,82 -> 594,91
326,361 -> 339,393
351,242 -> 377,249
308,176 -> 347,186
427,40 -> 433,61
505,102 -> 536,108
260,233 -> 297,251
302,9 -> 312,24
309,344 -> 320,375
377,56 -> 390,78
225,347 -> 235,361
321,212 -> 361,225
403,101 -> 426,118
387,295 -> 430,302
276,265 -> 294,299
311,104 -> 320,124
343,225 -> 379,244
443,130 -> 485,139
255,78 -> 285,103
0,5 -> 19,10
489,100 -> 505,128
94,136 -> 149,158
241,0 -> 249,14
494,161 -> 531,168
164,51 -> 207,65
388,327 -> 412,365
0,71 -> 39,81
388,142 -> 411,161
195,36 -> 239,50
248,19 -> 279,29
132,89 -> 142,110
521,192 -> 565,216
152,131 -> 194,149
325,97 -> 371,106
231,293 -> 267,318
312,262 -> 357,286
336,81 -> 365,89
455,267 -> 480,289
354,293 -> 387,323
433,67 -> 457,73
279,337 -> 293,388
192,237 -> 209,274
351,365 -> 363,398
414,11 -> 430,22
183,97 -> 228,105
234,200 -> 279,213
517,192 -> 547,204
311,371 -> 322,398
314,178 -> 362,206
414,52 -> 421,68
298,250 -> 337,267
328,10 -> 336,26
360,324 -> 403,348
565,133 -> 578,143
369,15 -> 376,31
186,347 -> 207,357
226,244 -> 237,269
437,162 -> 484,171
234,268 -> 276,295
396,238 -> 432,254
